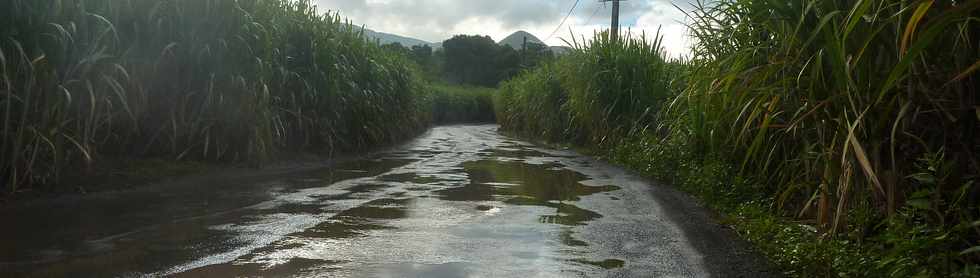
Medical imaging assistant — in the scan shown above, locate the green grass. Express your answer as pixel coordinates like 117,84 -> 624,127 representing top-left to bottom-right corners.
495,0 -> 980,275
0,0 -> 432,193
429,83 -> 495,124
496,31 -> 684,144
495,61 -> 570,141
672,1 -> 980,275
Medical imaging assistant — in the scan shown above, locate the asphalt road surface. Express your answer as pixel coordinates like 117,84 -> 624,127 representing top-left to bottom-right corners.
1,125 -> 774,277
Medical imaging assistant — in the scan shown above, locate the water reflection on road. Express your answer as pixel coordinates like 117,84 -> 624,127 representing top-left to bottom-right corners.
3,125 -> 717,277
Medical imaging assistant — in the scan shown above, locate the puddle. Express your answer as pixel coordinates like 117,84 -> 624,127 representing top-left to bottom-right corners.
571,258 -> 626,269
174,258 -> 342,277
378,173 -> 445,184
296,219 -> 394,239
2,125 -> 648,277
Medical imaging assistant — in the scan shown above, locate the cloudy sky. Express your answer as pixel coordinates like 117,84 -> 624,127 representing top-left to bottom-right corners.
312,0 -> 696,57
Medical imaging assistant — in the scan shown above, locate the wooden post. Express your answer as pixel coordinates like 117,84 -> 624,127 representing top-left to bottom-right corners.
522,36 -> 528,67
600,0 -> 623,41
611,0 -> 620,41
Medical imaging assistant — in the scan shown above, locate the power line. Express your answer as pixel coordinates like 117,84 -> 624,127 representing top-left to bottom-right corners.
583,3 -> 603,27
546,0 -> 581,41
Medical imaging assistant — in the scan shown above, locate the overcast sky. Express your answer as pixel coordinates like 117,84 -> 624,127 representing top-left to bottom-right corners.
312,0 -> 696,57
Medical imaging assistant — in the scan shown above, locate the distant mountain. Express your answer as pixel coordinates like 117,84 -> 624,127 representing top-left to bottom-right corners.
498,31 -> 572,55
357,28 -> 571,54
498,31 -> 546,49
361,28 -> 433,47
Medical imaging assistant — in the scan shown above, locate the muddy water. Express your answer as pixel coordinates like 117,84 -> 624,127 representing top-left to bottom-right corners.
1,125 -> 755,277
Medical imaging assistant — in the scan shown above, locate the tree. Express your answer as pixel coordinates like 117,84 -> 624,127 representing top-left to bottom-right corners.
495,46 -> 521,84
440,35 -> 555,87
410,44 -> 432,65
522,42 -> 554,69
442,35 -> 502,86
409,44 -> 438,77
381,42 -> 409,55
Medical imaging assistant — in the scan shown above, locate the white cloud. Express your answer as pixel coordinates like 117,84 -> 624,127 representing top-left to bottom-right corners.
632,1 -> 693,57
312,0 -> 696,57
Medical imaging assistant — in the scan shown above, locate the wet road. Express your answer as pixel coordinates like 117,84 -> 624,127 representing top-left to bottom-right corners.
1,125 -> 771,277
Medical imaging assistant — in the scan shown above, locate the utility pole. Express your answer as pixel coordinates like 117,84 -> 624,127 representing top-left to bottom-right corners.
600,0 -> 624,41
611,0 -> 620,41
521,36 -> 528,67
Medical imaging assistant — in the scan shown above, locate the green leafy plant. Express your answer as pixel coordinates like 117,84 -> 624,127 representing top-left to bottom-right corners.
1,0 -> 431,193
495,0 -> 980,275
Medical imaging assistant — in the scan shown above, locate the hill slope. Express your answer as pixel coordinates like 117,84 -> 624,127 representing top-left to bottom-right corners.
498,31 -> 571,55
498,31 -> 546,49
362,28 -> 433,47
358,28 -> 568,53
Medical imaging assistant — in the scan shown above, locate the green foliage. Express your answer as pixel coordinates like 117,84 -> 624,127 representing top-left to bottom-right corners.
380,42 -> 442,81
442,34 -> 510,86
409,44 -> 438,77
0,0 -> 431,192
521,42 -> 555,69
495,62 -> 570,141
872,149 -> 980,277
496,31 -> 682,145
607,131 -> 980,277
429,83 -> 495,124
672,0 -> 980,274
677,0 -> 979,226
442,35 -> 553,87
560,32 -> 682,146
496,0 -> 980,276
